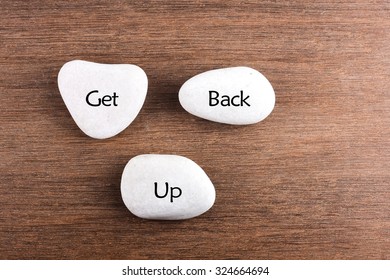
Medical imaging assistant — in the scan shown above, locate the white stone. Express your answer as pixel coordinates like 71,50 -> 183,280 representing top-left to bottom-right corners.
58,60 -> 148,139
179,66 -> 275,125
121,154 -> 216,220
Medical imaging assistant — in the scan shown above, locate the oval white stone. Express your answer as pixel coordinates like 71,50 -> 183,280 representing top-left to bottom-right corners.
58,60 -> 148,139
179,67 -> 275,125
121,154 -> 215,220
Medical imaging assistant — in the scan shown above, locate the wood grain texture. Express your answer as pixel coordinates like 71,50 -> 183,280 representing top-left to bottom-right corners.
0,0 -> 389,259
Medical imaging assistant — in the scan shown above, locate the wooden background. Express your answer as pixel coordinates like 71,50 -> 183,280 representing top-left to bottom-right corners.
0,1 -> 389,260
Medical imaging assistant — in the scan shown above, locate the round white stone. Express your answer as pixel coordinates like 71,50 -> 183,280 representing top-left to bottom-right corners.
179,66 -> 275,125
121,154 -> 216,220
58,60 -> 148,139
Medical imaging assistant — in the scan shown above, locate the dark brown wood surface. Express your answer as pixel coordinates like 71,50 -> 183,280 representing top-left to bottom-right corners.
0,1 -> 389,260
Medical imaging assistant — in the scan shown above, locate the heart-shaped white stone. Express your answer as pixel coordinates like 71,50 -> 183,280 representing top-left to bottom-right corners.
121,154 -> 216,220
58,60 -> 148,139
179,67 -> 275,125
